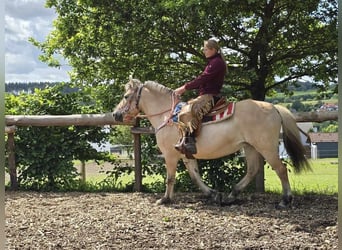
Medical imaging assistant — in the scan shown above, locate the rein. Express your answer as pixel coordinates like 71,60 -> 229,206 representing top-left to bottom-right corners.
135,85 -> 179,133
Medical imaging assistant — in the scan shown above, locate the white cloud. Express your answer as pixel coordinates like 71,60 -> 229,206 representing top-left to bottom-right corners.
5,0 -> 70,82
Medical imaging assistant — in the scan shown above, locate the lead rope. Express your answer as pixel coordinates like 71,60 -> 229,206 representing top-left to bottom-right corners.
154,92 -> 179,134
135,90 -> 179,134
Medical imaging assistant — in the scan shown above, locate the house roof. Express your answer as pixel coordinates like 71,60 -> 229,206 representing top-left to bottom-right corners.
309,133 -> 338,143
297,122 -> 313,132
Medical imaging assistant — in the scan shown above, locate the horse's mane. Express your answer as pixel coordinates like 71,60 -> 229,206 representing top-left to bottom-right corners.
143,80 -> 173,95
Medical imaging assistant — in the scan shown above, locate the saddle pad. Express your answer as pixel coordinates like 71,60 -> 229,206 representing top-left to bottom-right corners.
202,102 -> 235,123
172,102 -> 235,124
172,102 -> 187,122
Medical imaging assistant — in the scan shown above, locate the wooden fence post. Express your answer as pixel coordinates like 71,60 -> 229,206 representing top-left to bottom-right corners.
133,119 -> 142,192
7,132 -> 18,190
80,161 -> 86,183
255,158 -> 265,193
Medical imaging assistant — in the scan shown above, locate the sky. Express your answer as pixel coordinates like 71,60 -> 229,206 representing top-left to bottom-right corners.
5,0 -> 70,83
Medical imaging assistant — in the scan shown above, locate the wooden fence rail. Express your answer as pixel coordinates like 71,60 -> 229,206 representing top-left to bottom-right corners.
4,111 -> 338,191
5,113 -> 134,127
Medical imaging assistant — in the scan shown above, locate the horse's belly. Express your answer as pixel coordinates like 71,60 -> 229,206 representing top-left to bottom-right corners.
195,126 -> 243,159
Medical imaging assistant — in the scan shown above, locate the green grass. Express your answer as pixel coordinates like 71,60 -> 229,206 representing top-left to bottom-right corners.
265,158 -> 338,195
81,158 -> 338,195
86,173 -> 163,187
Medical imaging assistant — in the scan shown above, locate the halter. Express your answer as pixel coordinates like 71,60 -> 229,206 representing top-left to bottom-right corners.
135,85 -> 144,109
135,84 -> 179,133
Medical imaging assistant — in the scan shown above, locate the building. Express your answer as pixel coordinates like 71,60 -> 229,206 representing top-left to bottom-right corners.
317,103 -> 338,112
309,133 -> 338,158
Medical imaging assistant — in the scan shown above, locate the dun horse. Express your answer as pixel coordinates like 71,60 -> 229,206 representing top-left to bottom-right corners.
113,78 -> 311,208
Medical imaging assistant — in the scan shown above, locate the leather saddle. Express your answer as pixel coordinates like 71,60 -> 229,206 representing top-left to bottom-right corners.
202,97 -> 230,122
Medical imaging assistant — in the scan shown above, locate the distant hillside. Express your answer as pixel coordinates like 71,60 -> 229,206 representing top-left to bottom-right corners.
5,82 -> 59,94
266,81 -> 337,109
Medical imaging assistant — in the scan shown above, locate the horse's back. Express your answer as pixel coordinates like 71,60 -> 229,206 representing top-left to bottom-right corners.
233,99 -> 282,141
236,99 -> 275,112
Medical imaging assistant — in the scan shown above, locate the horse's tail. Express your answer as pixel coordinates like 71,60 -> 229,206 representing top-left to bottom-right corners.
274,105 -> 312,173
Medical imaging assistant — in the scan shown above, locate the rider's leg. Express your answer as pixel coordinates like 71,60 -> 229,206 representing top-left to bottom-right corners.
174,94 -> 213,155
174,123 -> 197,154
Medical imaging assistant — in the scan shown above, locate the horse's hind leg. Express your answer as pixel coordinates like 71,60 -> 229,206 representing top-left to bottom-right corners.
183,158 -> 222,204
225,145 -> 263,204
262,152 -> 292,209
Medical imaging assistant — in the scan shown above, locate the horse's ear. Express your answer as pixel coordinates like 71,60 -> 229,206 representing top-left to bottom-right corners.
126,75 -> 135,89
126,77 -> 140,90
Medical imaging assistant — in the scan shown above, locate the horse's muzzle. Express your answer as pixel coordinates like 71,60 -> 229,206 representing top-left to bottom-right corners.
113,111 -> 123,122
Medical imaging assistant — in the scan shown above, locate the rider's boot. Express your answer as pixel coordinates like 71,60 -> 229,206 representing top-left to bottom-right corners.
175,132 -> 197,154
184,134 -> 197,154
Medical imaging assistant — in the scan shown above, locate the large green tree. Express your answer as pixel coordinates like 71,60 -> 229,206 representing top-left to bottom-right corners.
33,0 -> 337,103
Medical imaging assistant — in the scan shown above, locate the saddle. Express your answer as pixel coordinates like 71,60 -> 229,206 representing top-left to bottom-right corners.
172,97 -> 232,123
172,97 -> 235,158
203,97 -> 229,120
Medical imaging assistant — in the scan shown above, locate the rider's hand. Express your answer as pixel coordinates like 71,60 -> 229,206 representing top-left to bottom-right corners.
174,85 -> 186,96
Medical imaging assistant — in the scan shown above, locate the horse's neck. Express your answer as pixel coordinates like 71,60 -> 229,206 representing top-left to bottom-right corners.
140,88 -> 172,128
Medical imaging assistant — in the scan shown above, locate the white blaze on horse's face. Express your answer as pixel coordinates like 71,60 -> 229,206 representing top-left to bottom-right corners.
113,80 -> 141,122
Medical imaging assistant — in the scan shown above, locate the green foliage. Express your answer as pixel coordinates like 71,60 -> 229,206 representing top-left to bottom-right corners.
5,83 -> 119,191
198,154 -> 248,193
97,161 -> 135,192
322,124 -> 338,133
314,121 -> 338,133
109,125 -> 134,156
35,0 -> 336,101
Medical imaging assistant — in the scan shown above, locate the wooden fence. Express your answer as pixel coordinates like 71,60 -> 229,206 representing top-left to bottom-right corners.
5,111 -> 338,192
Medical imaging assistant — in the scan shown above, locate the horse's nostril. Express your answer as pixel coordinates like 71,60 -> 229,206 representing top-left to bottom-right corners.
113,112 -> 123,122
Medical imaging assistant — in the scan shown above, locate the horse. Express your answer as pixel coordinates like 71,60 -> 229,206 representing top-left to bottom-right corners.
113,78 -> 311,208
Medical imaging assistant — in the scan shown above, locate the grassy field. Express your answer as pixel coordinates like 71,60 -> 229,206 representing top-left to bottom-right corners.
265,158 -> 338,194
82,158 -> 338,195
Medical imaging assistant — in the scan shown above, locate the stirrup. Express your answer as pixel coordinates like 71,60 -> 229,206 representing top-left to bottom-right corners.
184,142 -> 197,154
174,137 -> 185,151
174,137 -> 197,155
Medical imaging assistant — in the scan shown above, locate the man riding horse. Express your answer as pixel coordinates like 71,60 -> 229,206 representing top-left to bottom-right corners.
174,39 -> 228,154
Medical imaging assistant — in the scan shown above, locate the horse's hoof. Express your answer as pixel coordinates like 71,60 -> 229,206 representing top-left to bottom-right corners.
156,197 -> 172,205
275,203 -> 290,210
275,202 -> 292,210
221,196 -> 237,206
275,195 -> 293,209
211,192 -> 223,205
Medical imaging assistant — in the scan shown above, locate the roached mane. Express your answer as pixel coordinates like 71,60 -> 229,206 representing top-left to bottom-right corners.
143,80 -> 173,95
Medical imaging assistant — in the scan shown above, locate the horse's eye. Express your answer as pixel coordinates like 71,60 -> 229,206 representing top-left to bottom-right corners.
124,94 -> 130,100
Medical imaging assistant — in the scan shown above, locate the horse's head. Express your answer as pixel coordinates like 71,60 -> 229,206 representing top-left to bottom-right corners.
113,78 -> 143,122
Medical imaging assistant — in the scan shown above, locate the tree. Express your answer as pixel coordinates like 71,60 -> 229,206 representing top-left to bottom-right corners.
32,0 -> 337,103
322,124 -> 338,133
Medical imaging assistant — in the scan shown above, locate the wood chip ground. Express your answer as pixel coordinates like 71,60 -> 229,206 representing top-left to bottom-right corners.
5,192 -> 337,249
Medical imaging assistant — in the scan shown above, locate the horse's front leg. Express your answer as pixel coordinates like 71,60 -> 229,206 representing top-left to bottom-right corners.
183,158 -> 222,205
156,156 -> 178,205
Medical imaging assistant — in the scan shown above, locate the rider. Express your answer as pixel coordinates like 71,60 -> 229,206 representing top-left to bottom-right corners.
174,39 -> 228,154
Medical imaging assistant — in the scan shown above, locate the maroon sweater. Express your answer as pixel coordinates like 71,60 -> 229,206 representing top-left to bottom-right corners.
184,53 -> 226,96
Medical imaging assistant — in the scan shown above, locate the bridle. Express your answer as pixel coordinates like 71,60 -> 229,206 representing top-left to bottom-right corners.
135,85 -> 144,110
134,84 -> 179,133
